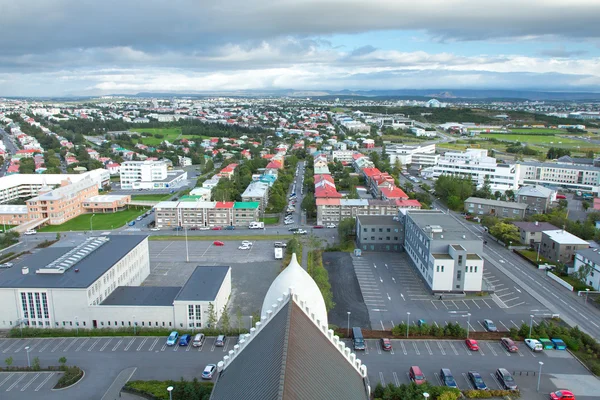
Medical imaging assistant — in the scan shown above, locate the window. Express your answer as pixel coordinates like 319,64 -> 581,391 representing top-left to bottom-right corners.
458,255 -> 463,265
457,270 -> 461,280
474,266 -> 478,273
363,228 -> 367,232
386,228 -> 391,232
436,266 -> 439,272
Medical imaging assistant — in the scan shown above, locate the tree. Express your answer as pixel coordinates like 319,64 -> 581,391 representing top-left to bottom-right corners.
207,302 -> 217,329
574,262 -> 593,285
347,186 -> 359,199
494,190 -> 502,200
447,195 -> 463,210
490,222 -> 520,244
547,147 -> 571,159
58,357 -> 67,369
236,307 -> 243,334
32,357 -> 40,371
338,218 -> 355,247
5,356 -> 13,368
505,189 -> 515,202
558,199 -> 568,209
582,201 -> 590,211
220,304 -> 231,331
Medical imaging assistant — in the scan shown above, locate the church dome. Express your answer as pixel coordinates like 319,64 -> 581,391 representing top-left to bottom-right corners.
261,253 -> 328,326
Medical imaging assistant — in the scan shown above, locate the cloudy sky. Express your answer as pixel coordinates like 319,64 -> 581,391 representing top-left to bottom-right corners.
2,0 -> 600,96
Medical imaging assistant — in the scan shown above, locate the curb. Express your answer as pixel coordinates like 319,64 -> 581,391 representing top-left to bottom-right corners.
51,368 -> 85,391
0,241 -> 22,254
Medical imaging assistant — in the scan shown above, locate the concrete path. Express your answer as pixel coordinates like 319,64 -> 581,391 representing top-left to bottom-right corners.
100,367 -> 137,400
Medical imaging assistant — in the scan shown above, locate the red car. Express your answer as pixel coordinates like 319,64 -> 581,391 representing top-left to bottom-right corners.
313,225 -> 324,229
213,241 -> 224,246
550,390 -> 575,400
212,226 -> 222,230
380,338 -> 392,351
501,337 -> 519,353
465,339 -> 479,351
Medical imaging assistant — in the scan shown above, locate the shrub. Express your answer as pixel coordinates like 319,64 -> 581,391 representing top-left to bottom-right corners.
54,366 -> 83,389
124,379 -> 213,400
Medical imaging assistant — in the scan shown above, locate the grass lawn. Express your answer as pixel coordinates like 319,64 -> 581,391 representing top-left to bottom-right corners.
130,128 -> 209,146
39,207 -> 149,232
516,249 -> 550,264
260,217 -> 280,225
131,194 -> 172,201
509,128 -> 567,134
149,235 -> 293,241
0,225 -> 16,232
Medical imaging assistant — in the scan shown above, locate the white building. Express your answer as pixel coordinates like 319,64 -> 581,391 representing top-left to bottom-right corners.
329,150 -> 356,163
119,160 -> 187,189
0,235 -> 231,331
386,143 -> 438,166
422,149 -> 518,192
574,248 -> 600,290
401,210 -> 484,292
517,161 -> 600,193
410,127 -> 437,138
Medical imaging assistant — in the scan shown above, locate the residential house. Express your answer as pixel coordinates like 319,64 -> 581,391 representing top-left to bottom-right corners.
540,230 -> 589,264
464,197 -> 528,219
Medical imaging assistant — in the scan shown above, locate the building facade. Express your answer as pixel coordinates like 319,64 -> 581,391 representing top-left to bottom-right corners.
464,197 -> 528,219
120,161 -> 187,189
574,248 -> 600,290
355,216 -> 403,252
154,200 -> 260,228
316,198 -> 420,225
516,185 -> 556,215
540,230 -> 590,264
518,161 -> 600,193
386,143 -> 438,166
512,221 -> 559,246
241,182 -> 270,216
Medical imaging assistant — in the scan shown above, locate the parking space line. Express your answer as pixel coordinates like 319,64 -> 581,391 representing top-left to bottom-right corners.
13,340 -> 33,353
412,342 -> 420,355
400,342 -> 407,355
462,373 -> 474,389
482,299 -> 492,308
486,342 -> 498,356
462,300 -> 470,309
510,320 -> 520,328
441,301 -> 449,309
20,373 -> 40,391
375,340 -> 382,355
424,341 -> 433,355
88,339 -> 100,352
6,373 -> 27,391
379,372 -> 385,386
471,300 -> 481,309
112,339 -> 123,351
508,301 -> 525,308
393,372 -> 400,386
64,338 -> 79,352
148,338 -> 159,351
434,372 -> 442,385
75,338 -> 89,352
26,340 -> 43,352
38,339 -> 54,353
0,373 -> 14,388
2,341 -> 19,353
160,342 -> 168,352
35,373 -> 54,391
136,338 -> 148,351
490,372 -> 504,389
437,342 -> 446,355
430,300 -> 438,309
100,339 -> 112,352
449,341 -> 459,355
499,321 -> 510,331
124,338 -> 136,351
50,338 -> 66,353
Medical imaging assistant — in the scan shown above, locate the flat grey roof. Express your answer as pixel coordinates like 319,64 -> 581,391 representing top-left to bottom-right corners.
175,266 -> 230,301
576,248 -> 600,266
465,197 -> 528,210
101,286 -> 181,306
407,210 -> 481,241
357,215 -> 402,227
0,235 -> 147,289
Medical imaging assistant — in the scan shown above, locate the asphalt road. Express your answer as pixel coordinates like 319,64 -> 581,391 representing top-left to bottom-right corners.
0,336 -> 596,400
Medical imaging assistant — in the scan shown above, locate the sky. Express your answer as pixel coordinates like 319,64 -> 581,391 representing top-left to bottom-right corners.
2,0 -> 600,96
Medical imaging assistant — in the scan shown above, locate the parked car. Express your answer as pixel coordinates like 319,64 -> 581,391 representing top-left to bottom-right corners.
241,241 -> 253,246
440,368 -> 458,388
215,335 -> 226,347
192,333 -> 205,347
199,227 -> 210,230
465,339 -> 479,351
326,223 -> 336,228
0,262 -> 13,269
288,227 -> 299,232
225,226 -> 235,230
409,366 -> 426,385
212,226 -> 223,230
284,220 -> 295,225
313,225 -> 324,229
179,334 -> 191,346
202,364 -> 217,379
525,338 -> 543,352
549,390 -> 575,400
551,338 -> 567,350
24,229 -> 37,235
501,337 -> 519,352
238,245 -> 251,250
213,241 -> 225,246
539,338 -> 554,350
190,227 -> 199,231
468,371 -> 488,390
495,368 -> 517,390
128,221 -> 135,226
166,331 -> 179,346
150,227 -> 160,231
173,226 -> 183,231
274,242 -> 287,248
294,229 -> 307,235
380,338 -> 392,351
483,319 -> 497,332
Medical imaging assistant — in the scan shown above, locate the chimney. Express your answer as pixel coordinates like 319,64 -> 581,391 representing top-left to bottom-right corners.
21,266 -> 29,275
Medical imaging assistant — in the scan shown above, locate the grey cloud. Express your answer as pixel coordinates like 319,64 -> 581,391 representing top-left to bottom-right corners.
538,48 -> 589,58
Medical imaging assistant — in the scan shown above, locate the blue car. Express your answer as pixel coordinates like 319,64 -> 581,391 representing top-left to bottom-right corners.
224,226 -> 235,230
468,371 -> 488,390
166,331 -> 179,346
179,334 -> 191,346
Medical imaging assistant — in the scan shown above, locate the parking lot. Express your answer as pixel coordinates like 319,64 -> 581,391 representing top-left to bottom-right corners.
0,372 -> 60,394
147,240 -> 282,318
342,252 -> 552,332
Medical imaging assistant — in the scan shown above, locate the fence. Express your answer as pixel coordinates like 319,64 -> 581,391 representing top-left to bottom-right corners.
547,271 -> 574,291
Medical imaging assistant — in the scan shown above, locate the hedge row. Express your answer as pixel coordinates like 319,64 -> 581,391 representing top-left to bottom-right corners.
124,378 -> 213,400
463,389 -> 519,398
391,322 -> 467,339
307,250 -> 335,312
8,326 -> 247,339
54,366 -> 83,389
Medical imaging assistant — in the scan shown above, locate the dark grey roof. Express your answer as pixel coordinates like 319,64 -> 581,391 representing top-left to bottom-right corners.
512,221 -> 559,233
211,300 -> 369,400
101,287 -> 181,306
465,197 -> 528,210
576,248 -> 600,265
407,210 -> 481,241
175,266 -> 230,301
0,235 -> 147,289
357,215 -> 402,227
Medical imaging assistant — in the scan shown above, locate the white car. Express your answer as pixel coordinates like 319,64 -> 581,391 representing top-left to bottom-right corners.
24,229 -> 36,235
326,223 -> 336,228
238,245 -> 251,250
150,227 -> 160,231
525,338 -> 543,352
199,227 -> 210,230
241,241 -> 253,246
294,229 -> 307,235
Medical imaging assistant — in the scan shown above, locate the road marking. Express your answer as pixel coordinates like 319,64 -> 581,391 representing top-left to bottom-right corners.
510,320 -> 520,328
124,338 -> 136,351
64,338 -> 80,352
514,286 -> 522,293
413,342 -> 420,355
50,338 -> 66,353
100,339 -> 112,352
434,321 -> 439,328
449,341 -> 459,355
34,372 -> 54,391
38,339 -> 54,353
462,300 -> 470,309
0,373 -> 15,388
13,341 -> 32,353
498,292 -> 514,298
75,338 -> 89,352
462,373 -> 474,389
375,340 -> 382,355
2,341 -> 19,353
112,339 -> 123,351
393,372 -> 400,386
486,342 -> 498,356
137,338 -> 148,351
424,341 -> 433,355
400,342 -> 407,355
379,372 -> 385,386
380,320 -> 385,330
451,300 -> 458,308
499,321 -> 510,331
20,373 -> 40,391
88,339 -> 100,352
437,342 -> 446,355
434,372 -> 442,386
442,301 -> 449,309
26,340 -> 42,351
507,301 -> 526,308
495,287 -> 510,292
503,297 -> 519,303
6,373 -> 27,391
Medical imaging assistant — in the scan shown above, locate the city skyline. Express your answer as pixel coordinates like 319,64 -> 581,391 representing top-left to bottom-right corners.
1,0 -> 600,96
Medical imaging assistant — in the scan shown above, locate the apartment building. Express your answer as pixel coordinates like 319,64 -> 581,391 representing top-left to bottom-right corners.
315,198 -> 420,225
401,210 -> 484,292
512,221 -> 559,246
154,200 -> 260,228
26,177 -> 98,225
422,149 -> 519,192
540,230 -> 589,264
241,181 -> 270,216
119,160 -> 187,189
386,143 -> 439,166
516,185 -> 556,215
464,197 -> 528,219
574,248 -> 600,290
82,195 -> 131,213
355,215 -> 403,252
517,161 -> 600,193
329,150 -> 356,163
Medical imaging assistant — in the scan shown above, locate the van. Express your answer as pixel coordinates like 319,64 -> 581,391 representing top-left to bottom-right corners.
192,333 -> 205,347
409,366 -> 426,385
351,327 -> 365,350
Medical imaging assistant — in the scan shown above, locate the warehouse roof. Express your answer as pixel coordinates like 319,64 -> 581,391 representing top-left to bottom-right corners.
101,286 -> 181,306
175,266 -> 230,301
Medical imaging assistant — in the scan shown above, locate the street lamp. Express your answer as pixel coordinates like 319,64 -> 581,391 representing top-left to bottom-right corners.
529,315 -> 534,338
423,393 -> 430,400
185,226 -> 189,262
25,346 -> 30,368
90,214 -> 96,232
347,311 -> 351,337
167,386 -> 174,400
585,288 -> 590,304
75,316 -> 79,336
406,312 -> 411,338
537,361 -> 544,392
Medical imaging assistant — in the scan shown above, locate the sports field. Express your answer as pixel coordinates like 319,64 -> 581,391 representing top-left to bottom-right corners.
130,128 -> 207,146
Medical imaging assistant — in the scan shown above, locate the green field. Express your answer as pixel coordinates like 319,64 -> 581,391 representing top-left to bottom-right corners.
131,194 -> 173,201
260,217 -> 280,225
130,128 -> 207,146
480,133 -> 597,148
39,208 -> 149,232
509,128 -> 566,134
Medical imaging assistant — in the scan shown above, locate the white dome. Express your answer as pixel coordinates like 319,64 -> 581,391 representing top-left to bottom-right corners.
261,253 -> 328,326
